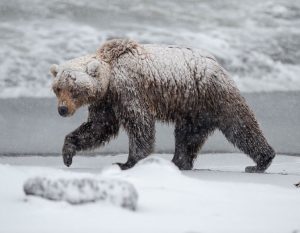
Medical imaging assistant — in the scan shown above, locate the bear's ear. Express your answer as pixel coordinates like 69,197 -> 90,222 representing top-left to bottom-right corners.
50,64 -> 59,77
87,60 -> 100,77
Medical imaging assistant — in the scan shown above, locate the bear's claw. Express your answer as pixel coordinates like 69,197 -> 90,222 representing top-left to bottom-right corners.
64,155 -> 73,167
62,143 -> 76,167
114,162 -> 135,170
245,156 -> 274,173
245,165 -> 266,173
245,166 -> 268,173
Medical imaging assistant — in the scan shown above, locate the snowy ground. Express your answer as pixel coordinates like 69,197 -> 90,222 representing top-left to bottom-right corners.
0,153 -> 299,233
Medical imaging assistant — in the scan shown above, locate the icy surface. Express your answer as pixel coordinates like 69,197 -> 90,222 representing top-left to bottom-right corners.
0,154 -> 300,233
24,177 -> 138,210
1,0 -> 300,97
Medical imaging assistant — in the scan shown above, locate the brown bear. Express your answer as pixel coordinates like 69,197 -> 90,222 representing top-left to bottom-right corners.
50,39 -> 275,172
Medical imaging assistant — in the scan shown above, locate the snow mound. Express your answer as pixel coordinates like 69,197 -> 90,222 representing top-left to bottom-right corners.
134,156 -> 180,174
23,177 -> 138,210
137,156 -> 175,166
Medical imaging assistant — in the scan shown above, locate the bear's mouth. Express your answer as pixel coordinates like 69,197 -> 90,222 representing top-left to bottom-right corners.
56,90 -> 77,117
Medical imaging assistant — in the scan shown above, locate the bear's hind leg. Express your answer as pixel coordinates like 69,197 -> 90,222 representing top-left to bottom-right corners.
219,103 -> 275,173
172,118 -> 215,170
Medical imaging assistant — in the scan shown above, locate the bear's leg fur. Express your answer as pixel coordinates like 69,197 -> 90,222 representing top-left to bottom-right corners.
62,104 -> 120,167
219,100 -> 275,173
117,114 -> 155,170
172,117 -> 216,170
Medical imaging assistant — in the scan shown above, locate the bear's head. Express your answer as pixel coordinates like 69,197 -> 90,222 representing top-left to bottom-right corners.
50,54 -> 110,117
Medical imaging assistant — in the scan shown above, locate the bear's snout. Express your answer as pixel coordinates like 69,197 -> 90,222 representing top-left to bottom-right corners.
58,106 -> 69,117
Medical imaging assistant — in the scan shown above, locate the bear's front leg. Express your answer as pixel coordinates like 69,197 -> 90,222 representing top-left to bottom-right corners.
62,104 -> 120,167
117,115 -> 155,170
116,131 -> 155,170
62,137 -> 77,167
62,122 -> 94,167
63,119 -> 120,167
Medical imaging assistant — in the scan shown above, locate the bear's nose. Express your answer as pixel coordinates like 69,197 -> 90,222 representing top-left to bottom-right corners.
58,106 -> 68,117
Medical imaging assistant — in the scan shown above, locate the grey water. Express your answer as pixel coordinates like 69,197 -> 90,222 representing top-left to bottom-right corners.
0,0 -> 300,97
0,92 -> 299,155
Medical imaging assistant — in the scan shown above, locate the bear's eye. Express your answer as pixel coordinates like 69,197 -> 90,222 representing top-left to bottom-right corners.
71,91 -> 80,99
53,87 -> 61,94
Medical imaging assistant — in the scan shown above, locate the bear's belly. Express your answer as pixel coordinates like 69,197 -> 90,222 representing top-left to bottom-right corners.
143,87 -> 205,121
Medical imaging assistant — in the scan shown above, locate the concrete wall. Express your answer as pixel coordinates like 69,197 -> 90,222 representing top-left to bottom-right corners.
0,92 -> 299,155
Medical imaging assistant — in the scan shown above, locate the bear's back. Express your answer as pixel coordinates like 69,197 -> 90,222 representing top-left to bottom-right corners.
114,44 -> 224,85
143,44 -> 217,63
140,44 -> 222,84
109,44 -> 233,119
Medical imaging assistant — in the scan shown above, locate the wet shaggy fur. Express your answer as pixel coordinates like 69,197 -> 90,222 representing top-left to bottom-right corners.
50,39 -> 275,172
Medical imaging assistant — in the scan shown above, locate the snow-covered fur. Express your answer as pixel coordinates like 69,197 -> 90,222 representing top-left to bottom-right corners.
96,38 -> 139,64
50,39 -> 275,172
50,54 -> 110,116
